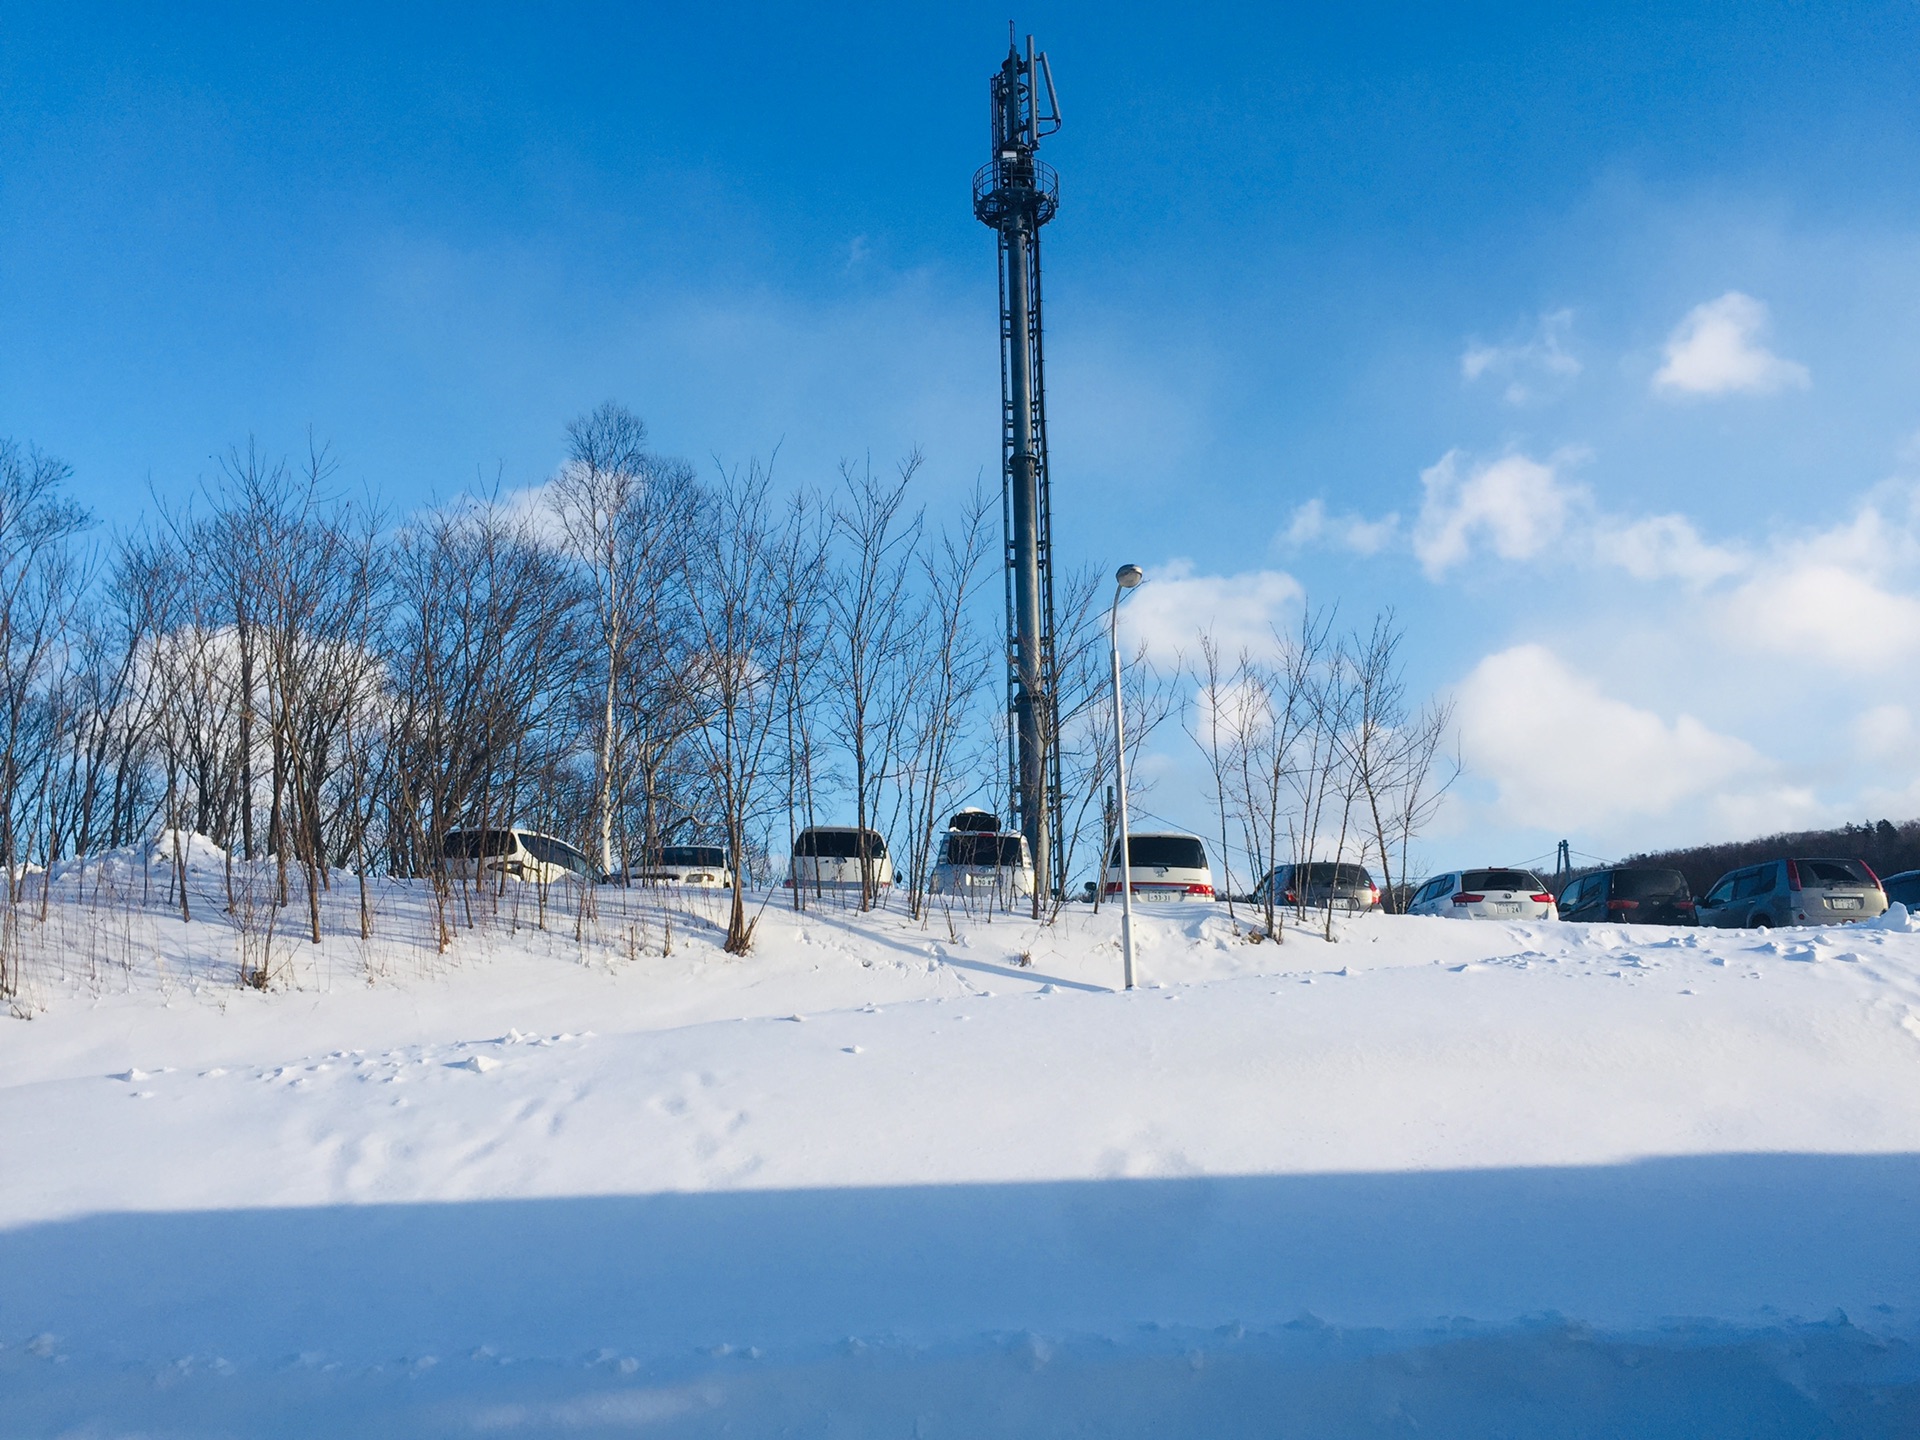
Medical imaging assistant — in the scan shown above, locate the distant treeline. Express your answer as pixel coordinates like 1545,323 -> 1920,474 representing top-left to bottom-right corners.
1616,819 -> 1920,896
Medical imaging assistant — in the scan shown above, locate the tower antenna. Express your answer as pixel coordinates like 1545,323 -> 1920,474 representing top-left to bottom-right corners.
973,28 -> 1064,906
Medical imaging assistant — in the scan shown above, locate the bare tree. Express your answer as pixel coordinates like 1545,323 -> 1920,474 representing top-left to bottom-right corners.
1334,612 -> 1461,913
899,485 -> 994,917
683,461 -> 820,952
551,402 -> 698,877
0,441 -> 91,902
823,455 -> 924,912
1188,631 -> 1247,921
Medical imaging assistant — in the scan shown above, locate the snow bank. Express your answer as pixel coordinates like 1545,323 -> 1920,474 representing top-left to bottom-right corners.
46,828 -> 229,887
5,889 -> 1920,1434
1866,899 -> 1915,932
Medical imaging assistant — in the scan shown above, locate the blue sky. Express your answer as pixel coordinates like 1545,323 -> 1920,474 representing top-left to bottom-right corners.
5,2 -> 1920,875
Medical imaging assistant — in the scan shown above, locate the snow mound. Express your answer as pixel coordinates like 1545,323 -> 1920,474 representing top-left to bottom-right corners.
1865,901 -> 1914,933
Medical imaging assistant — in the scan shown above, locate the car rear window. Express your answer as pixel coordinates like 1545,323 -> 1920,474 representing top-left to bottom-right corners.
1111,835 -> 1207,870
1800,858 -> 1875,887
442,829 -> 517,859
1296,862 -> 1375,887
660,846 -> 726,867
1611,868 -> 1689,900
794,829 -> 887,859
1462,869 -> 1542,892
943,834 -> 1025,867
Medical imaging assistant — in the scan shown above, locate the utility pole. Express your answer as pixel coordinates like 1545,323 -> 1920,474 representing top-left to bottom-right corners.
974,28 -> 1064,903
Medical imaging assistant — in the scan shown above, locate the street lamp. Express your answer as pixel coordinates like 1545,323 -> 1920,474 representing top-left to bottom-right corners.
1110,563 -> 1144,990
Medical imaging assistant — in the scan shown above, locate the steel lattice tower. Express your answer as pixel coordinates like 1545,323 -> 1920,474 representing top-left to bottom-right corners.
973,30 -> 1063,899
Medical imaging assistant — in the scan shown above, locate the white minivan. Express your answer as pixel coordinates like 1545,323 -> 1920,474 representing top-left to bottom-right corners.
788,826 -> 893,892
1102,832 -> 1215,901
441,827 -> 599,885
928,828 -> 1034,902
624,844 -> 733,890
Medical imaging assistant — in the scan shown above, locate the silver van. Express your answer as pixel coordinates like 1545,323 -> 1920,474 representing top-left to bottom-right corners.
1253,862 -> 1379,913
1696,857 -> 1887,928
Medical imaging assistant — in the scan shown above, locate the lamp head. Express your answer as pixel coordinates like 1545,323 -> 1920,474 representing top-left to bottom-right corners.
1115,563 -> 1144,590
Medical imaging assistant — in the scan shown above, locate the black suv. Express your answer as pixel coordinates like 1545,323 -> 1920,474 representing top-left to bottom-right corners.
1556,867 -> 1696,925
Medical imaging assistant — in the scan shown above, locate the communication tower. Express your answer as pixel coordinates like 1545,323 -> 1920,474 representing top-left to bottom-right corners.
973,28 -> 1064,897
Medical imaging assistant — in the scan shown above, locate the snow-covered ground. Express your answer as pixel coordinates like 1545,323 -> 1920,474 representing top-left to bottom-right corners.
6,852 -> 1920,1435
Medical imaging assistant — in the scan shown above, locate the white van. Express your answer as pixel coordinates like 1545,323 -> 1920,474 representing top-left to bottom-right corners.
1102,832 -> 1215,901
624,844 -> 733,889
441,828 -> 599,885
928,829 -> 1034,902
788,826 -> 893,892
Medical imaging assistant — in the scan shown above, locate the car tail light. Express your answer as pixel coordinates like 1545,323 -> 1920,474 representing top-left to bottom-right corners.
1786,860 -> 1802,892
1367,885 -> 1380,903
1283,891 -> 1297,904
1675,899 -> 1695,910
1452,892 -> 1483,905
1607,898 -> 1640,911
1861,861 -> 1883,888
1185,883 -> 1214,896
1530,893 -> 1554,904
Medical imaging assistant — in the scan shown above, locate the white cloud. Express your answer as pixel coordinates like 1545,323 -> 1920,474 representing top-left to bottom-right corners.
1591,513 -> 1746,586
1119,559 -> 1303,662
1461,309 -> 1581,405
1454,645 -> 1809,833
1854,704 -> 1914,762
1711,490 -> 1920,668
1716,563 -> 1920,668
1413,450 -> 1585,579
1652,291 -> 1810,397
1278,499 -> 1399,556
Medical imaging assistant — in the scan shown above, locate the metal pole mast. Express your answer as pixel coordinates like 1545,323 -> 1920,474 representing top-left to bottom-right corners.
974,30 -> 1062,904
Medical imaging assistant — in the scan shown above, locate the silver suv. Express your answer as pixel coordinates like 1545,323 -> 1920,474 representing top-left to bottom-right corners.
1696,857 -> 1888,929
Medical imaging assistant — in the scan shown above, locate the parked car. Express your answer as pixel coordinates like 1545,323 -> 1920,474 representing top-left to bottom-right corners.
787,826 -> 893,892
1102,832 -> 1215,901
441,827 -> 599,885
1406,868 -> 1557,921
1252,862 -> 1379,913
1556,867 -> 1696,925
623,844 -> 733,889
928,828 -> 1034,902
1696,857 -> 1888,928
1882,869 -> 1920,910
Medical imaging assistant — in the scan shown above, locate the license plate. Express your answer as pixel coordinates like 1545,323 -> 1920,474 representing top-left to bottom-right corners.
1493,902 -> 1521,914
1828,896 -> 1862,910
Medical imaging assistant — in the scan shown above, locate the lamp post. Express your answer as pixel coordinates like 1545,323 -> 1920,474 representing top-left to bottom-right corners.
1110,563 -> 1144,989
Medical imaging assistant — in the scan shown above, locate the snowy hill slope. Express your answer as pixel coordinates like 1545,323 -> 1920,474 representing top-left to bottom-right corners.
6,872 -> 1920,1435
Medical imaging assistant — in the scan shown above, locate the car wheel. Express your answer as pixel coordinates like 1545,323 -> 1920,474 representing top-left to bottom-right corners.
1751,913 -> 1772,930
